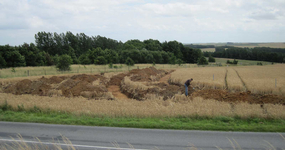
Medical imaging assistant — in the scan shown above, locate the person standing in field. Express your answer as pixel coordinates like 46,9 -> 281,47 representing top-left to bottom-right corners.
184,78 -> 193,96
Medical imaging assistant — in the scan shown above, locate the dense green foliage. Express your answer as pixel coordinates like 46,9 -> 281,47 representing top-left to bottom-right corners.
226,59 -> 238,64
212,46 -> 285,63
125,57 -> 135,66
197,56 -> 208,65
208,55 -> 216,62
0,31 -> 203,68
56,54 -> 73,71
185,44 -> 215,49
1,31 -> 285,68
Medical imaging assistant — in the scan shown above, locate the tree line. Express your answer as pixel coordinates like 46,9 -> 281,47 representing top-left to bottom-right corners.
204,46 -> 285,63
0,31 -> 204,69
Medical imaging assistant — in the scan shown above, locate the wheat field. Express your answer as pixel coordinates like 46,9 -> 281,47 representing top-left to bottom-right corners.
169,64 -> 285,95
1,93 -> 285,119
226,68 -> 244,91
234,64 -> 285,95
169,67 -> 227,89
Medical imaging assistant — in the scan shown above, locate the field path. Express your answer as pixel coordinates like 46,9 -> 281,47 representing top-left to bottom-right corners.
159,73 -> 171,85
107,85 -> 129,100
234,69 -> 248,91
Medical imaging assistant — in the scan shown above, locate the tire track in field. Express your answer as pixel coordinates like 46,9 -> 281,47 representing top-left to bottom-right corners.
233,68 -> 248,91
224,68 -> 228,90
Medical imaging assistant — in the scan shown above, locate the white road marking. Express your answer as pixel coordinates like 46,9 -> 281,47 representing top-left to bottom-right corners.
0,139 -> 149,150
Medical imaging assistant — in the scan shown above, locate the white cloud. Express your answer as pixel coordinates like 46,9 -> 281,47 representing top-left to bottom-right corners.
0,0 -> 285,45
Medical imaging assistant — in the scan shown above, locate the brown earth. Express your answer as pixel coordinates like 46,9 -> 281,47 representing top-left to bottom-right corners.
107,85 -> 129,100
1,67 -> 285,105
108,67 -> 166,86
2,74 -> 109,99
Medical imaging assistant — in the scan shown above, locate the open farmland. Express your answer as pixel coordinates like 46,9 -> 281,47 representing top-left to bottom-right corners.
0,64 -> 197,79
1,65 -> 285,119
196,42 -> 285,48
200,48 -> 215,52
234,65 -> 285,95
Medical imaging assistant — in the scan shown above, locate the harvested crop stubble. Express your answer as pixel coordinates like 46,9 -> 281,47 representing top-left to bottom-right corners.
169,67 -> 226,89
234,64 -> 285,95
1,93 -> 285,119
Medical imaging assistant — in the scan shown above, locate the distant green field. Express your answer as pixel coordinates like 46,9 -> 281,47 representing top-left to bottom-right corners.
0,64 -> 198,79
200,48 -> 215,52
213,58 -> 272,66
194,42 -> 285,49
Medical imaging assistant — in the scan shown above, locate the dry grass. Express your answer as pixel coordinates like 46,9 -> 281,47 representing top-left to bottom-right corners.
1,93 -> 285,119
226,68 -> 244,91
234,64 -> 285,95
169,64 -> 285,95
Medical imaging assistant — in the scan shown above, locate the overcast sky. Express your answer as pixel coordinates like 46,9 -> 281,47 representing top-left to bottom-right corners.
0,0 -> 285,45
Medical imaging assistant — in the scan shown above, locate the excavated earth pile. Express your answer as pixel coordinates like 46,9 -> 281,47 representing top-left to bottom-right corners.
2,74 -> 110,99
1,67 -> 285,105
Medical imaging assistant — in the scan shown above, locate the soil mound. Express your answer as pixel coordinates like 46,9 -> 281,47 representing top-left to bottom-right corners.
3,79 -> 51,96
3,74 -> 108,99
108,73 -> 127,86
191,89 -> 285,105
130,67 -> 165,82
108,67 -> 165,86
71,74 -> 107,84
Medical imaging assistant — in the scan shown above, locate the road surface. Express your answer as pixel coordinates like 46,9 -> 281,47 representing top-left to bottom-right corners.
0,122 -> 284,150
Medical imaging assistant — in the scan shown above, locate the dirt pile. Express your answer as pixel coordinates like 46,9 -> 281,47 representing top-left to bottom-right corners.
129,67 -> 165,82
3,74 -> 109,99
108,73 -> 127,86
108,67 -> 166,86
3,79 -> 51,96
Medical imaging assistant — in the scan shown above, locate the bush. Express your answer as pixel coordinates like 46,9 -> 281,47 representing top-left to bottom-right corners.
257,62 -> 263,65
208,55 -> 216,62
226,59 -> 238,64
79,54 -> 91,64
56,54 -> 73,71
0,55 -> 6,69
176,59 -> 184,66
125,57 -> 135,66
197,56 -> 208,65
94,56 -> 107,65
109,63 -> 113,68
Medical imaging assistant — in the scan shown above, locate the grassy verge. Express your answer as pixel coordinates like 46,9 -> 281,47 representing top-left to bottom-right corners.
0,107 -> 284,132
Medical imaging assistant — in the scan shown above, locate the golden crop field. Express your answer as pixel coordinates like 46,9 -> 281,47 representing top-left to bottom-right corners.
226,68 -> 244,91
234,64 -> 285,95
1,93 -> 284,119
169,67 -> 227,89
1,64 -> 285,119
169,64 -> 285,95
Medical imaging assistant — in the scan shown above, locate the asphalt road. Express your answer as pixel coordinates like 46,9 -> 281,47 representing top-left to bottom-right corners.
0,122 -> 284,150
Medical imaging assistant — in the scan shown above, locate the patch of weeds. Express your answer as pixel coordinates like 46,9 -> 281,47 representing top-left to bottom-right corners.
17,104 -> 25,112
0,100 -> 12,111
216,116 -> 234,123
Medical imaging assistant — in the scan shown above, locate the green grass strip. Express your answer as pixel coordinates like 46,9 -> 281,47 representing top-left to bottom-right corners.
0,110 -> 285,132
